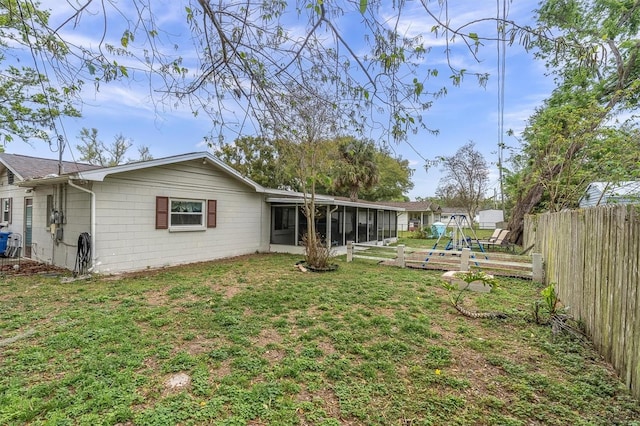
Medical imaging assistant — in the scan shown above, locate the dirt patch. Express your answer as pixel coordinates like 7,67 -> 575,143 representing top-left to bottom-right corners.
145,287 -> 170,306
207,280 -> 245,299
210,359 -> 232,379
252,328 -> 283,347
296,387 -> 348,424
0,259 -> 69,276
448,345 -> 506,396
316,339 -> 337,357
263,348 -> 286,365
181,336 -> 227,356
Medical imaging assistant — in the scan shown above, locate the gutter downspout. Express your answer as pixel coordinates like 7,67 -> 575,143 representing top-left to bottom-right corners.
68,179 -> 96,270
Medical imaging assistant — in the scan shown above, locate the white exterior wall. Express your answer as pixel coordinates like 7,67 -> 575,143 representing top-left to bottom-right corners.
90,160 -> 268,273
478,209 -> 504,229
397,212 -> 409,231
0,168 -> 27,248
56,185 -> 92,270
16,184 -> 91,270
579,186 -> 602,208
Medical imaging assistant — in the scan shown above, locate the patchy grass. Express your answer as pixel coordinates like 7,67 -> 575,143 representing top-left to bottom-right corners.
1,253 -> 638,425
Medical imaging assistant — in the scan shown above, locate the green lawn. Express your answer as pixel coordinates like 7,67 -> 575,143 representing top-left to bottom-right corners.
1,253 -> 638,425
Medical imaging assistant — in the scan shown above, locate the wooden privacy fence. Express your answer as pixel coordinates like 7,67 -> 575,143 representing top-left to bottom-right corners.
346,242 -> 543,281
524,204 -> 640,399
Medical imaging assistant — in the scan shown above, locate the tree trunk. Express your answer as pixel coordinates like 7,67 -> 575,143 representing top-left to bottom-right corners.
349,187 -> 358,202
507,182 -> 546,246
508,138 -> 587,245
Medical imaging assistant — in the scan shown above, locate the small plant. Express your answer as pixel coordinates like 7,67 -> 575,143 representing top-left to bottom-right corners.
443,271 -> 505,319
534,284 -> 586,340
533,284 -> 564,324
407,227 -> 433,239
542,285 -> 560,314
407,230 -> 425,239
445,271 -> 498,306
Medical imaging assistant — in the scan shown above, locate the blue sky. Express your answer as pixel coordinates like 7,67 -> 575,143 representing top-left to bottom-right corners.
7,1 -> 554,200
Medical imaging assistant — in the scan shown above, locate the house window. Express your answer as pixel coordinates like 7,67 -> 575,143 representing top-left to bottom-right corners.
156,197 -> 216,230
7,171 -> 14,185
1,197 -> 11,224
171,200 -> 204,226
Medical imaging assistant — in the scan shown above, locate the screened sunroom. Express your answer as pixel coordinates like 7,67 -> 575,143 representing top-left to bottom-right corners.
267,194 -> 403,253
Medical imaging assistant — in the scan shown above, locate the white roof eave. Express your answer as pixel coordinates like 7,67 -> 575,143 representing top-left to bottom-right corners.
266,196 -> 405,211
16,175 -> 71,187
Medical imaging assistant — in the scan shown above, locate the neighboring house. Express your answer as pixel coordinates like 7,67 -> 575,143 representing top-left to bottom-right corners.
579,181 -> 640,208
0,152 -> 402,274
477,209 -> 504,229
377,201 -> 441,232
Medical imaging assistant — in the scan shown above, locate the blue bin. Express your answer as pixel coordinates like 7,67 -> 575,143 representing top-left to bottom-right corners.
0,232 -> 11,253
431,222 -> 446,237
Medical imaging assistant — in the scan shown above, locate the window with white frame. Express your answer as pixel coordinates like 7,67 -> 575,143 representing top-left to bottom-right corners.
1,197 -> 11,223
155,196 -> 217,230
170,199 -> 204,226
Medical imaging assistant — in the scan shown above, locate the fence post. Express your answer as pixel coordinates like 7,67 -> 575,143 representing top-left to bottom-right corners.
396,244 -> 405,268
532,253 -> 543,282
346,241 -> 353,262
460,248 -> 470,271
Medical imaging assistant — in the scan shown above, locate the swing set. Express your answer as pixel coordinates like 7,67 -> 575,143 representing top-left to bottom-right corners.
424,214 -> 487,266
431,214 -> 485,252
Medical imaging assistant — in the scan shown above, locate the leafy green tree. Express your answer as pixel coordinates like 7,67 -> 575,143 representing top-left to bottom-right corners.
0,0 -> 80,144
505,102 -> 640,212
261,85 -> 338,268
505,0 -> 640,244
218,134 -> 415,201
7,1 -> 550,148
358,150 -> 414,202
332,137 -> 379,201
215,136 -> 289,188
76,127 -> 152,166
0,66 -> 81,144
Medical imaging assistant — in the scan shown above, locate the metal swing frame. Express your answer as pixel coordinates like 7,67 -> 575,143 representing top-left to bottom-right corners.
432,214 -> 485,253
422,214 -> 487,267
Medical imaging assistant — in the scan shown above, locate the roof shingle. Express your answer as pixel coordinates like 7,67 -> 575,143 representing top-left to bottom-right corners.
0,153 -> 99,180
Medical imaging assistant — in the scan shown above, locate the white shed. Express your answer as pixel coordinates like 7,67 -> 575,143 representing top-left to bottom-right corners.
477,209 -> 504,229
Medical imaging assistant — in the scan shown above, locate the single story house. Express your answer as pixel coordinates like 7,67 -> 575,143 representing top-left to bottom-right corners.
378,201 -> 441,232
0,152 -> 402,274
579,181 -> 640,208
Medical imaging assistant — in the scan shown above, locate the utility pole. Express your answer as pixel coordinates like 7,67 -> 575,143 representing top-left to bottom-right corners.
57,135 -> 65,175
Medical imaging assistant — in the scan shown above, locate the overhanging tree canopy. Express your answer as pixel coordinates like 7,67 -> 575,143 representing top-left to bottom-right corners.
2,1 -> 552,147
505,0 -> 640,245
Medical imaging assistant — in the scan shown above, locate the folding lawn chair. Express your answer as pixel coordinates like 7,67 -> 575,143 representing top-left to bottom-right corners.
481,229 -> 510,251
